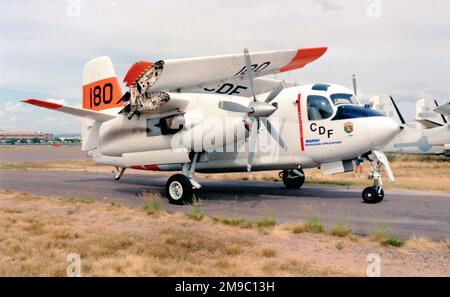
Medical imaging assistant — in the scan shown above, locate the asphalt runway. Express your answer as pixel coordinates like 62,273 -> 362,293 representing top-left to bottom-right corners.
1,169 -> 449,240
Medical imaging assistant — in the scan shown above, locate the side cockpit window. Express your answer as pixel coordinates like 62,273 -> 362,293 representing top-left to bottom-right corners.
307,95 -> 334,121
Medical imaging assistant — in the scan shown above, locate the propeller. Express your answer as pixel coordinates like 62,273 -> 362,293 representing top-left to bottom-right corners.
218,48 -> 286,171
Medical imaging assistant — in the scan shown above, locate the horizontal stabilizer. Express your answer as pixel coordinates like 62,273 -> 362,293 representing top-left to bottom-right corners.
22,99 -> 115,122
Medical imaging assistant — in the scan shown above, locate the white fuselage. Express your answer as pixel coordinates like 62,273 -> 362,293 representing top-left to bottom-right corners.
90,84 -> 400,173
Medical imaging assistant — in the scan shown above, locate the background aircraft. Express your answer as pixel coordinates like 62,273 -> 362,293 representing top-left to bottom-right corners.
23,48 -> 400,204
369,96 -> 450,155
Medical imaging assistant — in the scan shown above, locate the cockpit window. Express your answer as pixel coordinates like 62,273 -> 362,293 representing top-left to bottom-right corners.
307,95 -> 334,121
330,93 -> 359,105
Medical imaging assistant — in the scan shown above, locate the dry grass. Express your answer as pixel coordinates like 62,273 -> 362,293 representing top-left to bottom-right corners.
329,222 -> 352,237
291,217 -> 325,234
369,225 -> 405,247
0,160 -> 100,171
303,157 -> 450,193
0,190 -> 347,276
406,236 -> 439,250
186,201 -> 205,221
0,189 -> 449,276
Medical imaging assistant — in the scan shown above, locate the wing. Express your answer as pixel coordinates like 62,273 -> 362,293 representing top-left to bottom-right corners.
123,47 -> 327,92
22,99 -> 115,122
369,95 -> 406,125
414,119 -> 443,129
188,77 -> 297,97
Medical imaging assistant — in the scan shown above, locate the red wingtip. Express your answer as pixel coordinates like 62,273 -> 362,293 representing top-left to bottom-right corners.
22,99 -> 62,109
279,47 -> 328,72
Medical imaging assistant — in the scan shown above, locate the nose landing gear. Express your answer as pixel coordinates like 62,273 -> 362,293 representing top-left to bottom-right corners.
280,168 -> 305,189
362,150 -> 393,204
362,186 -> 384,204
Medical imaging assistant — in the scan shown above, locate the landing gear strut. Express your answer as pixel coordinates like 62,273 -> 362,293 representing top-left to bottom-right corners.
165,153 -> 201,205
280,168 -> 305,189
362,152 -> 387,204
114,167 -> 126,180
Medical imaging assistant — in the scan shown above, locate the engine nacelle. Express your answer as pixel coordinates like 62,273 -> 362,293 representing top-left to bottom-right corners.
172,111 -> 247,152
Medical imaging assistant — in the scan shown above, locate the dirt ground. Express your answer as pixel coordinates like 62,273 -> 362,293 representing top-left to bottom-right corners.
0,190 -> 448,276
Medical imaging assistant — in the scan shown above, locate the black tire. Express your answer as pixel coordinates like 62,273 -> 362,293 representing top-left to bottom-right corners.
282,169 -> 305,189
165,174 -> 193,205
362,186 -> 384,204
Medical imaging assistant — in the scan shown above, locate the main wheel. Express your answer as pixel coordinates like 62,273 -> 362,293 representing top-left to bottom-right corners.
362,186 -> 384,204
165,174 -> 193,205
282,169 -> 305,189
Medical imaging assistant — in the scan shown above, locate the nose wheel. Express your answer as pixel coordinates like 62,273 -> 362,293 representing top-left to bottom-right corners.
280,169 -> 305,189
362,186 -> 384,203
362,151 -> 392,204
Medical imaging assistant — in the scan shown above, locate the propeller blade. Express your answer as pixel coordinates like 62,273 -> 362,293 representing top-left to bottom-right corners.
262,118 -> 286,150
243,48 -> 256,102
247,119 -> 258,172
218,101 -> 253,113
352,74 -> 358,96
265,81 -> 285,103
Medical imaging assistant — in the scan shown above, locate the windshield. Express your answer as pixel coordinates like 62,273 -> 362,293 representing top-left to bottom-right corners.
332,105 -> 385,120
330,93 -> 359,106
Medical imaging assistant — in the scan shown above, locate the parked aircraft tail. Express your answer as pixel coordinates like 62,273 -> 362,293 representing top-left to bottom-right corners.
415,98 -> 446,129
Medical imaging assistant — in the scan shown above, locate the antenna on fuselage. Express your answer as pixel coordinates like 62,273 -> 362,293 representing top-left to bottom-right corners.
352,73 -> 358,96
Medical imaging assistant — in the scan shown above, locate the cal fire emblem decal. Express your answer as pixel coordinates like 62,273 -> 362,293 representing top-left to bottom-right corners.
344,122 -> 354,134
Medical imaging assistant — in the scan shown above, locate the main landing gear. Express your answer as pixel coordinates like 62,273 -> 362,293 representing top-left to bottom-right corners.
361,152 -> 386,204
165,153 -> 201,205
280,168 -> 305,189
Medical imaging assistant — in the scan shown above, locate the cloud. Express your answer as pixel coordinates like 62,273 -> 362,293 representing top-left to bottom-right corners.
0,0 -> 449,131
314,0 -> 347,12
4,102 -> 29,113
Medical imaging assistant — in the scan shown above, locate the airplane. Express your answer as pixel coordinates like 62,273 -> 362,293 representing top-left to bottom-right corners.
22,47 -> 401,204
369,96 -> 450,155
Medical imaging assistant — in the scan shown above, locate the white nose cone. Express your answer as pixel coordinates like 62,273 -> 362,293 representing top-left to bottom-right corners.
368,116 -> 401,149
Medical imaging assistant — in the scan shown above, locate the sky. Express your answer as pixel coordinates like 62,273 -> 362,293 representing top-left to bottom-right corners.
1,0 -> 449,134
